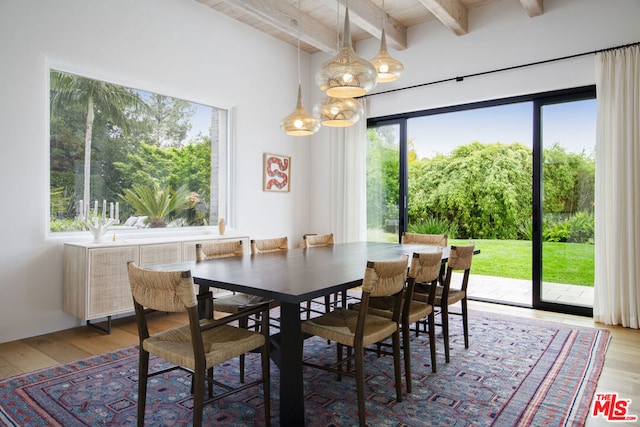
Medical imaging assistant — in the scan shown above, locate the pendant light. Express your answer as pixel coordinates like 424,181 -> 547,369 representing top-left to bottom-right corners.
280,0 -> 320,136
315,3 -> 377,98
370,0 -> 404,83
313,96 -> 363,127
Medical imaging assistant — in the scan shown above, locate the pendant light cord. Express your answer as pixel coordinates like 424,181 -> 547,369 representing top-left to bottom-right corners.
297,0 -> 301,85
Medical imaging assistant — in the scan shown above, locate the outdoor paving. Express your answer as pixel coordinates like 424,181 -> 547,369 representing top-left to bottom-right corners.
466,274 -> 594,307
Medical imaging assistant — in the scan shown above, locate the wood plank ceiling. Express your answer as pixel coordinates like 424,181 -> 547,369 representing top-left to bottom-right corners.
196,0 -> 544,54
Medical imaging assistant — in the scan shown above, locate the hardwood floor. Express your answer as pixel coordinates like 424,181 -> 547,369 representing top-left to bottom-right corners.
1,302 -> 638,425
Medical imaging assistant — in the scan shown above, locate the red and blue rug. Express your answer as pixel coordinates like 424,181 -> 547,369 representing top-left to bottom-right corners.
0,311 -> 609,426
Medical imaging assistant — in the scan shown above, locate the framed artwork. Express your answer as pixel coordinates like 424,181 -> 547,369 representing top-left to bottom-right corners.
263,153 -> 291,192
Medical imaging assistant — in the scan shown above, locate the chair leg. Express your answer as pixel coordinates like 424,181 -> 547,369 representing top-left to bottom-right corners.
261,341 -> 271,427
441,305 -> 450,363
137,350 -> 149,427
428,312 -> 437,373
239,317 -> 248,383
462,298 -> 469,349
192,365 -> 205,427
401,321 -> 412,393
336,343 -> 344,382
392,331 -> 403,402
355,346 -> 366,427
207,367 -> 214,397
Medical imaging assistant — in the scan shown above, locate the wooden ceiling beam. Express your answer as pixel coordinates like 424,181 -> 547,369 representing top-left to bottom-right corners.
517,0 -> 543,17
416,0 -> 468,36
322,0 -> 408,51
201,0 -> 338,53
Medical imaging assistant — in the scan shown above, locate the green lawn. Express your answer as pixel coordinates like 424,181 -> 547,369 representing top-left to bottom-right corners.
367,230 -> 594,286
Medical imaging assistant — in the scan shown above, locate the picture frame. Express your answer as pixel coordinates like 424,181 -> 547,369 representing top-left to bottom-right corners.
263,153 -> 291,192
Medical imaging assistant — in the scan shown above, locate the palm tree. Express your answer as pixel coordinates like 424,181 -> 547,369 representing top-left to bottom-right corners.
50,70 -> 146,206
121,183 -> 189,228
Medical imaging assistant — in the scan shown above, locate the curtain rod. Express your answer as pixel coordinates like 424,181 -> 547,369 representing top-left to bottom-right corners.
365,41 -> 640,98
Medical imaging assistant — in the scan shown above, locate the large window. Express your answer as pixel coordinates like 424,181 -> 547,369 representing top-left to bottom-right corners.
367,86 -> 596,315
49,69 -> 228,234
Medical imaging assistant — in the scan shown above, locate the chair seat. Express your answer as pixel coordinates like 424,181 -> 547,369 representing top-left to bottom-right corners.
214,294 -> 274,314
301,308 -> 397,347
352,296 -> 432,324
143,322 -> 265,370
415,284 -> 466,306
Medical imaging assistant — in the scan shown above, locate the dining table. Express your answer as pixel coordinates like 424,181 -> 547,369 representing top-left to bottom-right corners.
152,241 -> 464,426
196,241 -> 468,426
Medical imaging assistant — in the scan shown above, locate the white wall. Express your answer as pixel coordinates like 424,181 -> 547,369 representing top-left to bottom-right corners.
0,0 -> 638,342
0,0 -> 312,342
307,0 -> 640,234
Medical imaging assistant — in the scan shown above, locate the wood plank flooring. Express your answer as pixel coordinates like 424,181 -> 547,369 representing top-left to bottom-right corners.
0,302 -> 638,426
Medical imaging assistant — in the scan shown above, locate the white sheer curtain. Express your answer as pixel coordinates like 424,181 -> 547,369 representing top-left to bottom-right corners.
593,45 -> 640,329
328,98 -> 368,243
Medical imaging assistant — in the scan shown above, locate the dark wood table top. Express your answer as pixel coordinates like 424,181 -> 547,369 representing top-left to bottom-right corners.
187,241 -> 452,303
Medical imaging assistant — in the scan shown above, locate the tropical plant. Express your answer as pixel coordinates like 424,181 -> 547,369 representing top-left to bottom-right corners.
50,70 -> 147,206
120,183 -> 189,228
408,217 -> 458,237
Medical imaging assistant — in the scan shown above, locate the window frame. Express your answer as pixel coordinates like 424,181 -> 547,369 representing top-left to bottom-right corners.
47,67 -> 232,239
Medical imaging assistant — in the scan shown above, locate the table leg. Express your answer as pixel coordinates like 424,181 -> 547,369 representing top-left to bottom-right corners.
278,302 -> 305,426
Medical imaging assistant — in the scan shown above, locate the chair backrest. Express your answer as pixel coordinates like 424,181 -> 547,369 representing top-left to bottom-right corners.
401,232 -> 448,247
359,256 -> 409,325
251,237 -> 288,254
362,256 -> 409,298
448,244 -> 475,271
127,262 -> 196,312
304,233 -> 334,248
442,244 -> 475,296
195,240 -> 244,261
406,251 -> 443,308
408,250 -> 443,283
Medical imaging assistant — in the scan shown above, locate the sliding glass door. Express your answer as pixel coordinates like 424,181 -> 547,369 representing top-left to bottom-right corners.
406,102 -> 533,306
366,121 -> 403,242
535,97 -> 596,311
367,87 -> 596,316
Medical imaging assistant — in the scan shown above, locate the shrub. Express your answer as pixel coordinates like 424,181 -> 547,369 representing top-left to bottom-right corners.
566,211 -> 594,244
408,217 -> 459,238
50,218 -> 85,232
542,212 -> 594,244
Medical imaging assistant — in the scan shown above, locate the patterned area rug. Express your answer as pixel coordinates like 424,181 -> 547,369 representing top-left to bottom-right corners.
0,310 -> 609,426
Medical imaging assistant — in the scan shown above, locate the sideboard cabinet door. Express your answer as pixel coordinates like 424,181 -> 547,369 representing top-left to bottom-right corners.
87,246 -> 139,319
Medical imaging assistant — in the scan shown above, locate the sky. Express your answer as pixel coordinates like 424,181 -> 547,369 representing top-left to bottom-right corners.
407,99 -> 596,159
188,102 -> 214,140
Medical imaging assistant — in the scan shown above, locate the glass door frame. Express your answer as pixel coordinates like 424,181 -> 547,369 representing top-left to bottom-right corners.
368,118 -> 408,243
367,85 -> 596,317
532,88 -> 595,316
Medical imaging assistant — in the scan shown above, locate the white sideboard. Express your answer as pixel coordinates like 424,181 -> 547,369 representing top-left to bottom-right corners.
63,233 -> 249,332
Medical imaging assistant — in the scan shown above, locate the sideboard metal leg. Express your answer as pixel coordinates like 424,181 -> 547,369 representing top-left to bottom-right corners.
86,316 -> 112,334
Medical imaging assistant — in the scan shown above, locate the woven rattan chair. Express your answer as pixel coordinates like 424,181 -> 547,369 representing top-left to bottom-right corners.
401,232 -> 448,247
251,237 -> 289,254
301,256 -> 407,427
350,251 -> 441,392
402,232 -> 448,284
127,262 -> 271,427
196,240 -> 272,316
196,240 -> 274,382
250,237 -> 288,324
303,233 -> 348,316
414,244 -> 475,363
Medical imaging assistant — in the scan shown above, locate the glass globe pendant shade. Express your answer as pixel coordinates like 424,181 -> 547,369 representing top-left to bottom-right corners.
370,28 -> 404,82
315,7 -> 377,98
280,84 -> 321,136
313,96 -> 363,127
